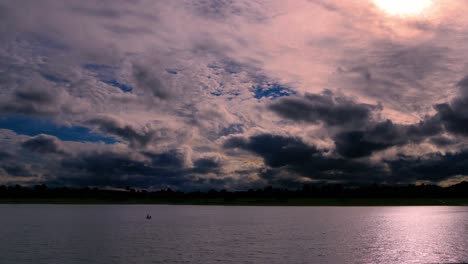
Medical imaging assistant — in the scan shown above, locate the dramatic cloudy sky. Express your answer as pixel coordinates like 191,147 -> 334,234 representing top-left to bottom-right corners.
1,0 -> 468,190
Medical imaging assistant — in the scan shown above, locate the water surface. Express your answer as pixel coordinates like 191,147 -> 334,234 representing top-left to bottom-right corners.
0,205 -> 467,264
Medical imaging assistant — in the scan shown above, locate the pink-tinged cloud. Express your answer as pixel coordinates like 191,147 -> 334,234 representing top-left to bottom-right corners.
1,0 -> 468,189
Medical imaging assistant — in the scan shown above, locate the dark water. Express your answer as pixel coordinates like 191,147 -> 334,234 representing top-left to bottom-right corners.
0,205 -> 467,264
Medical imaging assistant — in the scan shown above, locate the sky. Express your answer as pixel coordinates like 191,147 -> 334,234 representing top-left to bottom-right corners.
1,0 -> 468,190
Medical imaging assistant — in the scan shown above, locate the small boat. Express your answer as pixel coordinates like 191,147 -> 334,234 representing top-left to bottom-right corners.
146,214 -> 152,220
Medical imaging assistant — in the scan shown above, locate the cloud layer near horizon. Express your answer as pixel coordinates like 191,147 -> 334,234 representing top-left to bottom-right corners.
2,0 -> 468,189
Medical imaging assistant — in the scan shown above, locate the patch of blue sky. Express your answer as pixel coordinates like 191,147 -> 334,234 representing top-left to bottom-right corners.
0,115 -> 117,144
166,69 -> 178,75
219,124 -> 243,136
83,64 -> 115,74
252,83 -> 297,100
211,91 -> 223,96
102,80 -> 133,93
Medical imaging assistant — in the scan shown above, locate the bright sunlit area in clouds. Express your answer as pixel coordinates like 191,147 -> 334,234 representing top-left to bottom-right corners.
373,0 -> 434,16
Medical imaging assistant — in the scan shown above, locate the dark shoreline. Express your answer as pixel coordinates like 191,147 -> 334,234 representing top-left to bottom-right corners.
2,198 -> 468,206
2,182 -> 467,206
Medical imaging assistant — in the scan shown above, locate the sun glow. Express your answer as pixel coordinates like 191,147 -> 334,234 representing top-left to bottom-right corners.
373,0 -> 433,16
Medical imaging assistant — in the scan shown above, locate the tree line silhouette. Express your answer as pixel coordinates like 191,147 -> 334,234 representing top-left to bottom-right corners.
0,182 -> 467,203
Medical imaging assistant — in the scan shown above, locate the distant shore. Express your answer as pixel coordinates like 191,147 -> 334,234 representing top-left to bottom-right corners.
2,182 -> 467,206
1,198 -> 468,206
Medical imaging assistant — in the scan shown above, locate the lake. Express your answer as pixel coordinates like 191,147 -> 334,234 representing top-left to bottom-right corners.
0,205 -> 467,264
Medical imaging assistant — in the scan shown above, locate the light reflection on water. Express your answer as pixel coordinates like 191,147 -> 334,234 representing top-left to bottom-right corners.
363,207 -> 467,263
0,205 -> 466,264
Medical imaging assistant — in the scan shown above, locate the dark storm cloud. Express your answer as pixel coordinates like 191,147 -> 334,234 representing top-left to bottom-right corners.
133,65 -> 172,99
430,135 -> 458,147
193,157 -> 220,169
224,132 -> 468,185
334,118 -> 442,158
225,134 -> 321,167
270,90 -> 443,158
0,147 -> 33,177
54,149 -> 221,188
0,87 -> 60,116
59,152 -> 166,187
0,150 -> 34,178
1,164 -> 33,177
192,157 -> 221,174
21,135 -> 64,154
0,151 -> 13,161
456,75 -> 468,95
146,150 -> 186,168
333,131 -> 392,158
269,90 -> 377,128
224,133 -> 387,184
236,78 -> 468,184
388,151 -> 468,182
15,89 -> 56,105
87,116 -> 154,147
435,75 -> 468,136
